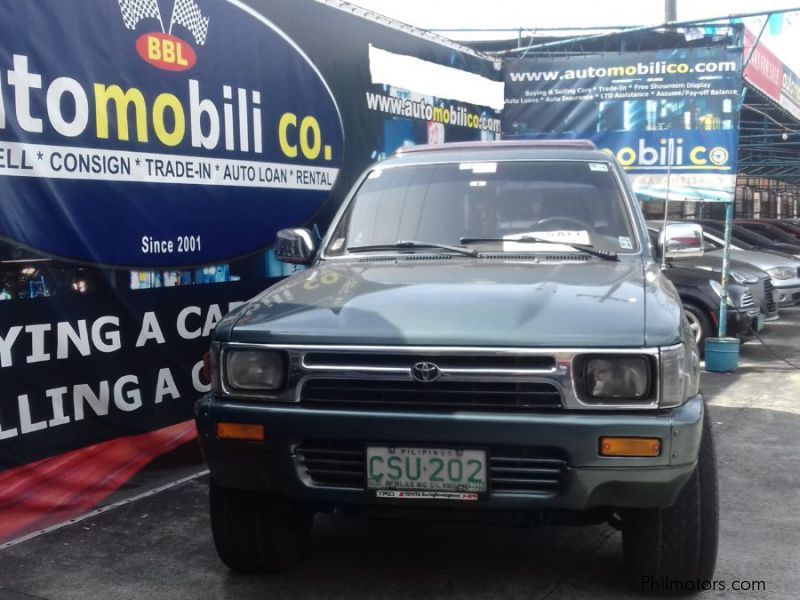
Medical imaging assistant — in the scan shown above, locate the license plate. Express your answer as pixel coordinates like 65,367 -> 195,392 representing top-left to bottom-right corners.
366,446 -> 487,495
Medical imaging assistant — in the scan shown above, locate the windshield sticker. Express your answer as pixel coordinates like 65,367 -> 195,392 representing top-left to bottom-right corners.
503,230 -> 590,252
589,163 -> 609,172
618,236 -> 633,250
459,162 -> 497,174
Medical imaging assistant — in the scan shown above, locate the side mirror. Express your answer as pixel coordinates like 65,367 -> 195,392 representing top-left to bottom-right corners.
660,223 -> 704,259
275,228 -> 316,265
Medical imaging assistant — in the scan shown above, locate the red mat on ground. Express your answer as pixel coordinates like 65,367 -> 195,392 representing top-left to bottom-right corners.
0,420 -> 197,544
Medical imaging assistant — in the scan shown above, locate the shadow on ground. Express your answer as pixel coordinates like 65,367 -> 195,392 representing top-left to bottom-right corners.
0,397 -> 796,599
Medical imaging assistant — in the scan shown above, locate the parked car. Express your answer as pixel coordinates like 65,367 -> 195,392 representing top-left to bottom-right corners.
647,223 -> 778,320
659,264 -> 762,352
697,219 -> 800,257
701,229 -> 800,306
735,219 -> 800,243
196,140 -> 718,585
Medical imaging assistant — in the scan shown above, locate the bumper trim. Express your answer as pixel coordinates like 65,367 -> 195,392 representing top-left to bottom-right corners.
195,394 -> 704,510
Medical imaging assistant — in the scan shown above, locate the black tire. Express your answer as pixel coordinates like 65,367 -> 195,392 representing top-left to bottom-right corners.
209,479 -> 313,572
621,408 -> 719,590
683,303 -> 713,357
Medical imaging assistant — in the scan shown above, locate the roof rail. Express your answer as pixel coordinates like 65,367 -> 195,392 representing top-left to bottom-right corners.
396,140 -> 597,155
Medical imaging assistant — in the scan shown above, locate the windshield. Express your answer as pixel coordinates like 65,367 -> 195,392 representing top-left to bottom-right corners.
325,161 -> 638,256
700,224 -> 755,250
742,223 -> 798,244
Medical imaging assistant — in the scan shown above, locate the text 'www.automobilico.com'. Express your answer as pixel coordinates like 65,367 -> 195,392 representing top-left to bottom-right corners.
641,576 -> 767,593
508,59 -> 738,82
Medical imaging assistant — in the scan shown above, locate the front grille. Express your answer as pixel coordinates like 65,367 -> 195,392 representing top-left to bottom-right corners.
296,440 -> 568,496
297,440 -> 364,489
303,353 -> 555,371
763,279 -> 777,314
489,448 -> 567,495
740,291 -> 756,309
299,378 -> 563,412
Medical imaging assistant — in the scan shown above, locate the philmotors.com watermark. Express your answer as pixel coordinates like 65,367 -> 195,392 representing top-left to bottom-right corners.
641,576 -> 767,593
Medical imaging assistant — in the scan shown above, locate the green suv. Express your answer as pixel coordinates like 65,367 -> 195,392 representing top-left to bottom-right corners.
195,140 -> 718,586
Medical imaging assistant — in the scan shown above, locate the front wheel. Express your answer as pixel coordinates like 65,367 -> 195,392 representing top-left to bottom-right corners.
683,303 -> 712,357
621,408 -> 719,588
209,479 -> 313,572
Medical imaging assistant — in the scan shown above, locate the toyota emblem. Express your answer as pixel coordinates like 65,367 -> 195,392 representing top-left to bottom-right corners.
410,361 -> 441,383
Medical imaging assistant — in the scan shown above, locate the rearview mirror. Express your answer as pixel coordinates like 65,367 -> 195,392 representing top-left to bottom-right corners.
660,223 -> 704,259
275,228 -> 316,265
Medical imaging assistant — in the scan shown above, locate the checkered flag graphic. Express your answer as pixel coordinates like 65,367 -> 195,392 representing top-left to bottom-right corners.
169,0 -> 210,46
118,0 -> 164,32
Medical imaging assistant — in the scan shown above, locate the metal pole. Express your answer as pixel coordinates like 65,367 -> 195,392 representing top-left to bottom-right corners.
661,145 -> 674,269
719,13 -> 771,337
500,6 -> 800,55
718,202 -> 733,337
665,0 -> 677,22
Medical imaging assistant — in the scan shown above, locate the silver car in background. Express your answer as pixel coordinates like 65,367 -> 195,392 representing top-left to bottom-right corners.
703,230 -> 800,307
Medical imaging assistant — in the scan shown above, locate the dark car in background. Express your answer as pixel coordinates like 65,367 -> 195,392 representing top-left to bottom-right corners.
660,264 -> 761,352
697,219 -> 800,258
647,224 -> 778,321
735,219 -> 800,243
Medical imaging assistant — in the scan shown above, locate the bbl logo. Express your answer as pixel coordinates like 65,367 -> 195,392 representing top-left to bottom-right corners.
119,0 -> 210,71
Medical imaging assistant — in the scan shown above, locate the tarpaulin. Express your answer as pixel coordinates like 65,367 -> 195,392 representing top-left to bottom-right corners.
503,47 -> 744,202
0,0 -> 501,543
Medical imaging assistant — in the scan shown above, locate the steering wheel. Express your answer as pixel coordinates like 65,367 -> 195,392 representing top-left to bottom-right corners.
534,216 -> 595,233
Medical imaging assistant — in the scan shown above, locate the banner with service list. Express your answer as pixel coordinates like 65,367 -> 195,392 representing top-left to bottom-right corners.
503,47 -> 744,202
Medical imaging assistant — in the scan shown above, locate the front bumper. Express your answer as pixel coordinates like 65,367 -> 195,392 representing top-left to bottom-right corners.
772,282 -> 800,306
195,393 -> 705,511
722,306 -> 761,341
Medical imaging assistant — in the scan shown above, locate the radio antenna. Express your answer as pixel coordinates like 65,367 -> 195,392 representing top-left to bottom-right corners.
660,140 -> 674,269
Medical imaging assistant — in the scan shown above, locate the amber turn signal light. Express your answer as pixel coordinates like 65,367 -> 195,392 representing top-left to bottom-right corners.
599,437 -> 661,457
216,422 -> 265,442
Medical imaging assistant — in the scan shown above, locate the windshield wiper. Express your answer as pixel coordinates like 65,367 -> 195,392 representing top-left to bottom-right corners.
347,240 -> 479,258
460,236 -> 618,261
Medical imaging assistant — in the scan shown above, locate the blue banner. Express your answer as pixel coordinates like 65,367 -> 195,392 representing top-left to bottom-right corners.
0,0 -> 344,266
503,46 -> 743,202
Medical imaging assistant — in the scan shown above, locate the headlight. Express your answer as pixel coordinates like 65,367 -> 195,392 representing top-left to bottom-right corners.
582,356 -> 651,401
708,279 -> 734,306
660,343 -> 700,408
225,349 -> 287,391
767,266 -> 795,280
730,270 -> 759,285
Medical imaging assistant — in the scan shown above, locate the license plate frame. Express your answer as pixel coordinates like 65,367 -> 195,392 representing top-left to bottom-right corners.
365,444 -> 489,500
